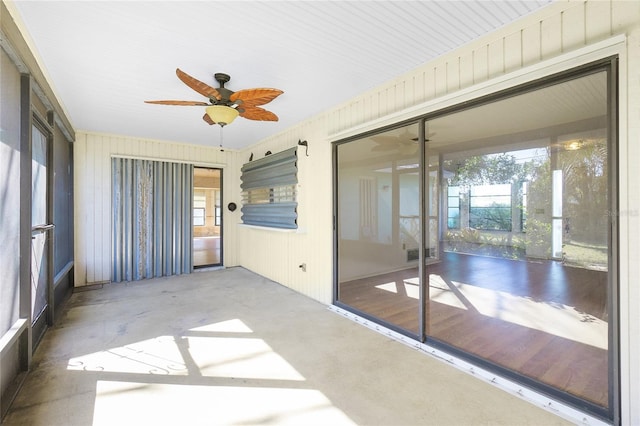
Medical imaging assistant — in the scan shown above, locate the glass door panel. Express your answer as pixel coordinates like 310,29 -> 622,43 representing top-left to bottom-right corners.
424,70 -> 612,410
556,130 -> 609,271
31,124 -> 50,327
336,123 -> 421,335
193,167 -> 222,268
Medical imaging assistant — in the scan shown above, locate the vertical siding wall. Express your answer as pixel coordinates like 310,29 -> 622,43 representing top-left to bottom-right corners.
236,117 -> 334,304
328,1 -> 636,135
231,1 -> 639,424
74,132 -> 240,286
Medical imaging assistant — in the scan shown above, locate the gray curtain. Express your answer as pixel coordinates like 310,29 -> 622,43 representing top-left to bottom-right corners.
112,158 -> 193,282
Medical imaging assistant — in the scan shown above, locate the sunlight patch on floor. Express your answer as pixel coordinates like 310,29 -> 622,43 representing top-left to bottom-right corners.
184,336 -> 305,380
67,335 -> 187,375
93,381 -> 356,426
68,320 -> 304,380
452,279 -> 607,349
67,337 -> 304,380
375,280 -> 420,300
416,275 -> 467,309
403,280 -> 420,299
374,281 -> 398,294
66,318 -> 354,424
378,275 -> 606,349
190,318 -> 253,333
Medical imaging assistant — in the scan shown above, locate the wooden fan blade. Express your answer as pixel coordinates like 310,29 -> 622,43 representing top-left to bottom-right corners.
202,113 -> 216,125
230,88 -> 283,106
176,68 -> 221,100
240,105 -> 279,121
145,100 -> 210,106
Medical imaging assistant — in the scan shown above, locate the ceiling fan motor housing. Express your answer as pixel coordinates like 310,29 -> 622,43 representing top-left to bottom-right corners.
212,73 -> 240,108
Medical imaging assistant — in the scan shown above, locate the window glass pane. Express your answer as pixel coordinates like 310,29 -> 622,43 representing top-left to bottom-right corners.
470,183 -> 511,196
0,49 -> 22,334
447,185 -> 460,229
447,215 -> 459,229
337,123 -> 421,335
193,167 -> 222,267
32,125 -> 49,322
469,195 -> 510,208
428,70 -> 611,410
193,208 -> 205,226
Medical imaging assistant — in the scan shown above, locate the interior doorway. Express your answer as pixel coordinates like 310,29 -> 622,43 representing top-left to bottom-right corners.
193,167 -> 222,268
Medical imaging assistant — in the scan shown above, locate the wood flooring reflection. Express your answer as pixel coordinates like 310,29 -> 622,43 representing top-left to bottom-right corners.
193,237 -> 221,267
339,252 -> 609,408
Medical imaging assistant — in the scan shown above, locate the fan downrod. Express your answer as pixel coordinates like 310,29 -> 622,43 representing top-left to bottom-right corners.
215,73 -> 231,88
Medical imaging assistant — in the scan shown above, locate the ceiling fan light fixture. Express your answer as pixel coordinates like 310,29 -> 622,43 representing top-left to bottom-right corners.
565,139 -> 584,151
206,105 -> 239,126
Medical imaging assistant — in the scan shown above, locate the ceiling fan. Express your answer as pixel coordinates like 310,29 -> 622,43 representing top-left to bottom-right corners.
145,68 -> 283,127
371,129 -> 435,155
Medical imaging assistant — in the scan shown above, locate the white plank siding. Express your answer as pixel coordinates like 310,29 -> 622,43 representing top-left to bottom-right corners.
233,117 -> 333,303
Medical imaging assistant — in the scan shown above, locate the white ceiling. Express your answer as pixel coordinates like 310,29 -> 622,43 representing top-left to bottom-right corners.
9,0 -> 552,150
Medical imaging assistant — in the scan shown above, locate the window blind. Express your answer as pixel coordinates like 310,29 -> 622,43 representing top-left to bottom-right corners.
240,147 -> 298,229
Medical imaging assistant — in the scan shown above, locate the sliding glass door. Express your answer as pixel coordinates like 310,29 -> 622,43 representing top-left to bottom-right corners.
334,61 -> 616,419
336,123 -> 422,336
426,67 -> 612,412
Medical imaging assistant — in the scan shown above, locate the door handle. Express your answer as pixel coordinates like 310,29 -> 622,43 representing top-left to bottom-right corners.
31,224 -> 55,234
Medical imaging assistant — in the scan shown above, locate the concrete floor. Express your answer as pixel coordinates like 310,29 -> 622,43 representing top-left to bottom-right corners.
3,267 -> 570,426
